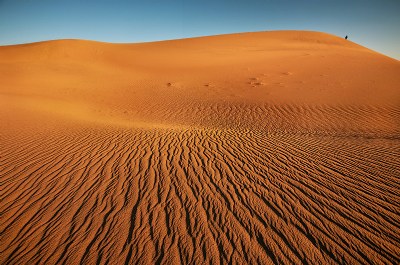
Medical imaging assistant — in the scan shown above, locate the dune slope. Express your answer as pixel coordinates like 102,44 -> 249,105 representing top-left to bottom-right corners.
1,31 -> 400,264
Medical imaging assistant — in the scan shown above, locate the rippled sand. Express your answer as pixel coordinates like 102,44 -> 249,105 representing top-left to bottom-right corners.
1,31 -> 399,264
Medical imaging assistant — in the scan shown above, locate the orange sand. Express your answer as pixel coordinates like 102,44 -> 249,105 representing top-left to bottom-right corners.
1,31 -> 399,264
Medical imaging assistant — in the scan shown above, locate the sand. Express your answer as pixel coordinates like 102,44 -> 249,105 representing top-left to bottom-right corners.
1,30 -> 399,264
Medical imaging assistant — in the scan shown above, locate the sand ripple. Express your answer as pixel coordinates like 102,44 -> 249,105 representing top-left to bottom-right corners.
1,120 -> 399,264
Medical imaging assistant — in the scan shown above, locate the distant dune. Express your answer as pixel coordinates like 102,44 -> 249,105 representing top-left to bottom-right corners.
1,31 -> 399,264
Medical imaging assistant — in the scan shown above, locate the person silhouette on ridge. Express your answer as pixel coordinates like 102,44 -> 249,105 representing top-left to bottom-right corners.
345,35 -> 348,40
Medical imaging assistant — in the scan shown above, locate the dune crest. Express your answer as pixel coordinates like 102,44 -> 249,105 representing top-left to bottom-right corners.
1,31 -> 400,264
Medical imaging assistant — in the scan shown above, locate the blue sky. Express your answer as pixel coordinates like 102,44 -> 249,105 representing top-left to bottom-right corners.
0,0 -> 399,59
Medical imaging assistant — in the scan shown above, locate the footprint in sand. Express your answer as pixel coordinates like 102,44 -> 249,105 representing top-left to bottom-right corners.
281,72 -> 293,76
248,77 -> 266,87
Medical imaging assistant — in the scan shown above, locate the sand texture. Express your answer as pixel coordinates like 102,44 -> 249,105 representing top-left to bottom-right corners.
1,31 -> 400,264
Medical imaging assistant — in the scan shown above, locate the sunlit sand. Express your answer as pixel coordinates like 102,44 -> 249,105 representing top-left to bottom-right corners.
1,31 -> 399,264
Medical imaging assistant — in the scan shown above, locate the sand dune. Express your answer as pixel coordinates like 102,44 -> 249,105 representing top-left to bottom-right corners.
1,31 -> 399,264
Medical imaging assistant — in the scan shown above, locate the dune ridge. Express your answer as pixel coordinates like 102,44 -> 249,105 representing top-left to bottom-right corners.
1,31 -> 400,264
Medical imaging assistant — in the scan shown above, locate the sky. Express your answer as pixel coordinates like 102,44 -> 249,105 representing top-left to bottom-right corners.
0,0 -> 399,59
